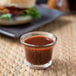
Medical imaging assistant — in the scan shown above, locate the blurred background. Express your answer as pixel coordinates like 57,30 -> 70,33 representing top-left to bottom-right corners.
36,0 -> 76,12
36,0 -> 47,4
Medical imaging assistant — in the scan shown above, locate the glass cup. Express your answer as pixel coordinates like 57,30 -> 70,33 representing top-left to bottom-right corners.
20,31 -> 57,69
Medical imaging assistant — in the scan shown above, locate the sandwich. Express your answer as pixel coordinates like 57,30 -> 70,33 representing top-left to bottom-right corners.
0,0 -> 41,24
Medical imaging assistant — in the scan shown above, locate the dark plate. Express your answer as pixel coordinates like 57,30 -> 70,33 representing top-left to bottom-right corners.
0,6 -> 65,38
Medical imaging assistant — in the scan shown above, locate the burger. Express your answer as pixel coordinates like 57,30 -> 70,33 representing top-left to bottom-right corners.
0,0 -> 41,25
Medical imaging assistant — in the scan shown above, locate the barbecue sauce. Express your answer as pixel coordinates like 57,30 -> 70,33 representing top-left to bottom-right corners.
24,36 -> 54,65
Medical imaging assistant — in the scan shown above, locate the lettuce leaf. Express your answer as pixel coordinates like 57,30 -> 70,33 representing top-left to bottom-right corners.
0,14 -> 12,20
25,7 -> 41,19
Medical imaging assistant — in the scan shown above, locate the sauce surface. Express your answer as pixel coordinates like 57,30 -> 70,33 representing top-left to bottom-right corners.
25,36 -> 53,46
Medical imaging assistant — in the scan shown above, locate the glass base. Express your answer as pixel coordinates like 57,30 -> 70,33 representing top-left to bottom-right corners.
25,60 -> 52,69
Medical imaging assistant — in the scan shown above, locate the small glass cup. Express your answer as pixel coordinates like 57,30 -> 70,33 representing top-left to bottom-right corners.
20,31 -> 57,69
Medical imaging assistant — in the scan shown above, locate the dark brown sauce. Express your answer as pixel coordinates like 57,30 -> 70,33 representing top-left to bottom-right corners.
25,36 -> 53,45
24,36 -> 54,65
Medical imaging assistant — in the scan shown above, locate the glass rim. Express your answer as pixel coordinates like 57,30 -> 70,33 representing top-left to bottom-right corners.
20,31 -> 57,47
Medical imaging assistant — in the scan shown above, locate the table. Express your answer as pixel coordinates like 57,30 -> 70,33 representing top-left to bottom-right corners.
0,14 -> 76,76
